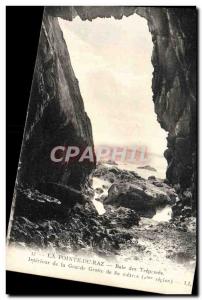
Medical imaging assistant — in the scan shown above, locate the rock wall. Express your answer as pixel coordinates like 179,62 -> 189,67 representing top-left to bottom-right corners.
18,12 -> 95,190
46,6 -> 197,213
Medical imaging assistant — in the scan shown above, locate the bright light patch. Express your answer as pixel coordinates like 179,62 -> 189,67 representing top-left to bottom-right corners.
58,15 -> 167,178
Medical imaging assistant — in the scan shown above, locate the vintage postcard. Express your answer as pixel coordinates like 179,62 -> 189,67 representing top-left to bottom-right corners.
6,6 -> 197,294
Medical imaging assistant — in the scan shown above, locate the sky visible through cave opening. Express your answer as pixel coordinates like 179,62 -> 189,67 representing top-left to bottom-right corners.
58,15 -> 167,178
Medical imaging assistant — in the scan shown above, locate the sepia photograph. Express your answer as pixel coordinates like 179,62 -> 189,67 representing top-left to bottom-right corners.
6,5 -> 197,295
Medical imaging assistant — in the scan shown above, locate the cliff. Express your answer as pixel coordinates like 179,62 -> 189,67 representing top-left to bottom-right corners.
18,12 -> 95,190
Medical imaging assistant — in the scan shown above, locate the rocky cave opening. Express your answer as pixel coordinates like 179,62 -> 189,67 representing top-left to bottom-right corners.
58,14 -> 168,180
8,8 -> 196,272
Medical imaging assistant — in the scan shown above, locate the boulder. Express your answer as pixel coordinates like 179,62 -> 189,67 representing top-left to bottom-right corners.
104,182 -> 175,218
93,164 -> 140,183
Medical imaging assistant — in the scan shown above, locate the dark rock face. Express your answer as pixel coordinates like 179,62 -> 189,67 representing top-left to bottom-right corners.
46,6 -> 197,216
172,189 -> 194,219
14,186 -> 72,221
140,8 -> 197,215
104,206 -> 140,228
18,12 -> 95,191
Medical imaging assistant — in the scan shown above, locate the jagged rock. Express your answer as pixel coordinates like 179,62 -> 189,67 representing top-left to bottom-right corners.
104,182 -> 174,217
94,165 -> 140,183
171,216 -> 196,234
104,206 -> 140,228
172,187 -> 193,218
138,165 -> 157,172
93,164 -> 177,217
94,166 -> 116,183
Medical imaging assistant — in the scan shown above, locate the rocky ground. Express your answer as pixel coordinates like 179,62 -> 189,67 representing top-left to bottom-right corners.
90,164 -> 196,267
119,217 -> 196,269
9,186 -> 138,256
9,163 -> 196,269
